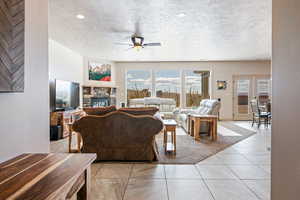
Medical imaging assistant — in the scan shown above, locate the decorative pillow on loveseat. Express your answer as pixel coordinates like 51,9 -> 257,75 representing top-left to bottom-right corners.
83,106 -> 117,116
118,107 -> 159,116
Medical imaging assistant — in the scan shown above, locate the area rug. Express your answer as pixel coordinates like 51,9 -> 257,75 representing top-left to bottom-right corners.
50,121 -> 256,164
155,121 -> 256,164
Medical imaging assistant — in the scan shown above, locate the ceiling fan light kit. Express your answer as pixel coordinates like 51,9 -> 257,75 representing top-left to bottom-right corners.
116,35 -> 161,51
134,45 -> 143,51
76,14 -> 85,19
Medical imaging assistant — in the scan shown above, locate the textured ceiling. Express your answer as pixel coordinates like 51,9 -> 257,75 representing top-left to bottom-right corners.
49,0 -> 272,61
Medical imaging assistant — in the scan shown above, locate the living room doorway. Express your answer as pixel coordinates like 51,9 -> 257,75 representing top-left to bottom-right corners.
233,75 -> 271,120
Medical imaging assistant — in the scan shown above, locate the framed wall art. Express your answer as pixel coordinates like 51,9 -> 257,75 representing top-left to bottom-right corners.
0,0 -> 25,92
217,80 -> 227,90
88,62 -> 112,82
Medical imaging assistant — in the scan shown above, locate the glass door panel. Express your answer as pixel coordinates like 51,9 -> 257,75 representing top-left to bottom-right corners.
237,80 -> 250,115
233,75 -> 253,120
233,75 -> 271,120
256,79 -> 271,105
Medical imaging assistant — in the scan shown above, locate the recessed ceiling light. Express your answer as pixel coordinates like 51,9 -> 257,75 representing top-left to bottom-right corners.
177,13 -> 186,18
76,14 -> 85,19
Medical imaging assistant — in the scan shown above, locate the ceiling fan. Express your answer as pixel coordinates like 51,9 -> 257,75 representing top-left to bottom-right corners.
114,21 -> 161,51
116,35 -> 161,51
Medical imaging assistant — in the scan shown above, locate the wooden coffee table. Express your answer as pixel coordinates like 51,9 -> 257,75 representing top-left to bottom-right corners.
188,114 -> 218,141
163,119 -> 177,154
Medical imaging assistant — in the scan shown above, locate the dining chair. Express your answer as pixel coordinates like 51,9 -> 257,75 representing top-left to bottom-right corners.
250,99 -> 271,128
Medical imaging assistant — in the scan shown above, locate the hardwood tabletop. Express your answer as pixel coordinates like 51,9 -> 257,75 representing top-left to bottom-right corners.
0,153 -> 96,200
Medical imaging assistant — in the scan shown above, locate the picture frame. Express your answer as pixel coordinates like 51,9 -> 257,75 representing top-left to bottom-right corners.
88,62 -> 112,82
217,80 -> 227,90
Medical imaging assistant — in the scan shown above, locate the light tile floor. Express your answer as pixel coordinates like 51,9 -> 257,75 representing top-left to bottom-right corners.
89,121 -> 271,200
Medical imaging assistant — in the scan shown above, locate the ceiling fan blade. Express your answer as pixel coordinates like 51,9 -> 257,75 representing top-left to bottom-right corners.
114,42 -> 133,46
143,43 -> 161,46
110,27 -> 132,34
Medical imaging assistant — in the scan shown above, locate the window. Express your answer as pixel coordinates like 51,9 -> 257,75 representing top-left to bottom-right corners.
185,70 -> 202,107
155,70 -> 180,107
125,69 -> 210,108
185,70 -> 210,107
126,70 -> 151,104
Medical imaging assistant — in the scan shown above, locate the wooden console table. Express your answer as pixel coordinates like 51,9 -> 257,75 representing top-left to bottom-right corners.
188,114 -> 218,141
0,153 -> 96,200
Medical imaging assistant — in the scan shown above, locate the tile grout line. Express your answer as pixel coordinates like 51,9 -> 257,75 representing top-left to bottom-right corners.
257,164 -> 271,174
164,165 -> 171,200
226,164 -> 243,180
194,165 -> 216,200
121,164 -> 134,200
223,163 -> 267,200
202,178 -> 217,200
241,180 -> 265,200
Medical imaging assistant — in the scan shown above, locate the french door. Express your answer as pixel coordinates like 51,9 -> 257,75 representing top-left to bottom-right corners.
233,75 -> 271,120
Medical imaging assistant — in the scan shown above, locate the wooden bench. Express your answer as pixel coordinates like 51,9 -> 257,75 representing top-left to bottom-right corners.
0,153 -> 96,200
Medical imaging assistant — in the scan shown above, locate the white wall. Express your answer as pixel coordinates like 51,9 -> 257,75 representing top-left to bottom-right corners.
49,39 -> 84,84
212,61 -> 271,120
115,61 -> 271,120
49,43 -> 120,106
272,1 -> 300,199
0,0 -> 49,162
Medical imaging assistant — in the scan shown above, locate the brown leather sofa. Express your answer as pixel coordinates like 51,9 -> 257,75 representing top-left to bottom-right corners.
72,110 -> 163,162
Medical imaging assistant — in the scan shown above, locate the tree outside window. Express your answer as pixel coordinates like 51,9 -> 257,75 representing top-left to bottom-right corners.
185,70 -> 210,107
155,70 -> 180,107
126,70 -> 151,104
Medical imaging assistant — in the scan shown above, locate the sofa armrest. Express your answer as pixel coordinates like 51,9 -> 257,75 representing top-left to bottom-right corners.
173,108 -> 195,115
173,108 -> 181,115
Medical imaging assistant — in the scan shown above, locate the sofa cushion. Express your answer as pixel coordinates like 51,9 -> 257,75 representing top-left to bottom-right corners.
153,112 -> 163,122
83,106 -> 117,116
118,107 -> 159,116
195,99 -> 220,115
179,113 -> 188,121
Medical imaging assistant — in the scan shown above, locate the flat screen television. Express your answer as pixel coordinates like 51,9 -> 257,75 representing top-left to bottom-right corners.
50,79 -> 80,112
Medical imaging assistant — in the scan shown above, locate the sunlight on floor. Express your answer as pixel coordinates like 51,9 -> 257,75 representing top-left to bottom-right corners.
218,125 -> 242,136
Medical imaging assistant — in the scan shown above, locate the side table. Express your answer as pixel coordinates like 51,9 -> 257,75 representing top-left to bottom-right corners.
68,123 -> 82,153
163,119 -> 177,154
188,115 -> 218,141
